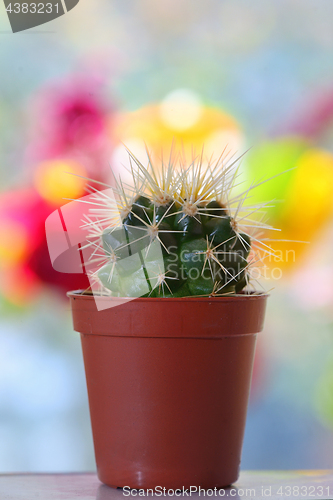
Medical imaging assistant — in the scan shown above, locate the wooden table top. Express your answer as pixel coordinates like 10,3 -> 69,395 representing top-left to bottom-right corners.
0,471 -> 332,499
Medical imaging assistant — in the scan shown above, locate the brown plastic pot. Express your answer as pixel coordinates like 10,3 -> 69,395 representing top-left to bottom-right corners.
68,292 -> 268,490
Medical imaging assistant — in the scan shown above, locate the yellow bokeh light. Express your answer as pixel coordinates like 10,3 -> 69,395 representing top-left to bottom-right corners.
281,148 -> 333,239
0,220 -> 29,267
34,159 -> 87,205
112,102 -> 242,177
264,148 -> 333,269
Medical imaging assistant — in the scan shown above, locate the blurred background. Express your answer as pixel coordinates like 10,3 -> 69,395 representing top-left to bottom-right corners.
1,0 -> 333,473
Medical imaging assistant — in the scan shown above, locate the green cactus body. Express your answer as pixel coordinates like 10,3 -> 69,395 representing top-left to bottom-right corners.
96,199 -> 252,297
87,150 -> 267,298
231,233 -> 251,259
180,238 -> 207,277
122,195 -> 153,226
201,200 -> 227,224
217,252 -> 246,286
154,201 -> 178,226
174,212 -> 204,242
205,217 -> 236,249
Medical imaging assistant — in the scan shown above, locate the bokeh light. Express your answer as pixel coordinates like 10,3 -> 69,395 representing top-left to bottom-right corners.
34,159 -> 87,206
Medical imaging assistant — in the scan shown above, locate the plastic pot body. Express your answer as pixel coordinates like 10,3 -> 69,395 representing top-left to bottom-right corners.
68,293 -> 268,490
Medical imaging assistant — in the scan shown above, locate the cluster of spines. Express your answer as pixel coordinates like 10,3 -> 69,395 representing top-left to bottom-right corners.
81,148 -> 278,297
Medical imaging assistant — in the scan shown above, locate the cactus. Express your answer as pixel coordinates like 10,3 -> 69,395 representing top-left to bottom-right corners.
83,149 -> 274,298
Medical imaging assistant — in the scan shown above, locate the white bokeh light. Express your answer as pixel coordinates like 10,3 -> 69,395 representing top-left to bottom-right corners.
160,89 -> 203,131
110,139 -> 149,185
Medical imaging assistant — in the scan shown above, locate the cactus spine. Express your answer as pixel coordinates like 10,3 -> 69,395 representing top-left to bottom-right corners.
84,149 -> 274,298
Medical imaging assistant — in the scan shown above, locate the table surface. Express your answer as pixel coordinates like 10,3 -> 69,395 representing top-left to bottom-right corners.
0,470 -> 333,500
0,471 -> 332,500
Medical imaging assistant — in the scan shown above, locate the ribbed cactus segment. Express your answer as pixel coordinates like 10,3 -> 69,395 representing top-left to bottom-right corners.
97,194 -> 253,297
85,149 -> 277,297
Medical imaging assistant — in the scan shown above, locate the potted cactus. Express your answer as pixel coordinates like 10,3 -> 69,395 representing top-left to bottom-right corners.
64,149 -> 270,490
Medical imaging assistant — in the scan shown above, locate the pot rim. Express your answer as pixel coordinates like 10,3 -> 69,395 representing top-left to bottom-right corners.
68,290 -> 269,337
67,290 -> 269,303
